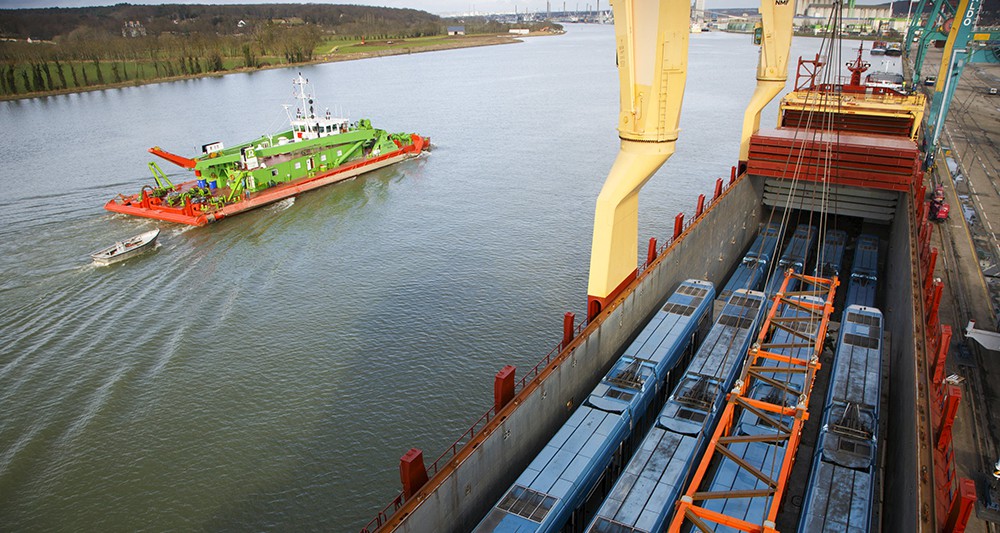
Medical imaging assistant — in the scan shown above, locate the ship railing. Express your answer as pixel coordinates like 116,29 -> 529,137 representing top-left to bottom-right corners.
359,322 -> 587,533
361,171 -> 743,532
641,173 -> 740,273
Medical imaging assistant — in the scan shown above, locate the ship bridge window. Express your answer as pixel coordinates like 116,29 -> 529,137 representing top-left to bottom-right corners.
497,485 -> 556,523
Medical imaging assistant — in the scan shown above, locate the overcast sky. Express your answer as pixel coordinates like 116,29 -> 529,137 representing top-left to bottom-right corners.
0,0 -> 801,16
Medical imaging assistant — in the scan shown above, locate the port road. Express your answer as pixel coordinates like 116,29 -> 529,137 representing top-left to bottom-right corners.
920,45 -> 1000,530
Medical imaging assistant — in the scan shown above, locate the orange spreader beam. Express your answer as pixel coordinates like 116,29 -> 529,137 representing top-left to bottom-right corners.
668,269 -> 837,533
148,146 -> 197,169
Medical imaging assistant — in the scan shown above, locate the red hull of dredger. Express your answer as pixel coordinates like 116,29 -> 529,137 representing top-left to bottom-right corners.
105,135 -> 429,226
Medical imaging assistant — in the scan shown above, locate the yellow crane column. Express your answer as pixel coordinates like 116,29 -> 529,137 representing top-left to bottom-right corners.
587,0 -> 691,319
738,0 -> 796,165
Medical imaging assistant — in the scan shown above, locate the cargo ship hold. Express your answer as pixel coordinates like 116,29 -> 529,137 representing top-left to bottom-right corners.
362,2 -> 974,532
105,74 -> 429,226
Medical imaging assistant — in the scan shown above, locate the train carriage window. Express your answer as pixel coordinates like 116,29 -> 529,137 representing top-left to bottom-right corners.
677,408 -> 708,423
843,333 -> 879,349
662,303 -> 696,316
846,312 -> 882,329
607,389 -> 636,402
677,285 -> 710,298
836,437 -> 872,457
718,314 -> 755,329
497,485 -> 556,523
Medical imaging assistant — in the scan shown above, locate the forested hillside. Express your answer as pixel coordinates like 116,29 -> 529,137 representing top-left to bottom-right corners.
0,4 -> 548,98
0,4 -> 443,41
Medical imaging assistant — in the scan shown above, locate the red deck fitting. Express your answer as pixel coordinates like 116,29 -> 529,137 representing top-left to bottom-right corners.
937,384 -> 961,452
646,238 -> 658,267
562,312 -> 576,351
932,325 -> 952,385
946,478 -> 977,533
399,448 -> 428,499
494,366 -> 516,413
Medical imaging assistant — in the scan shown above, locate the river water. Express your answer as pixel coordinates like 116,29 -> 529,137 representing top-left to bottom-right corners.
0,26 -> 892,530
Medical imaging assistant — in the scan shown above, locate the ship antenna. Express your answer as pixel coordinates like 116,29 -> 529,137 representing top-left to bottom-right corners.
293,72 -> 314,121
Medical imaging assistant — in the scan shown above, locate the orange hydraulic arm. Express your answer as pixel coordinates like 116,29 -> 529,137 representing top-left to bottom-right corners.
148,146 -> 197,169
669,270 -> 837,533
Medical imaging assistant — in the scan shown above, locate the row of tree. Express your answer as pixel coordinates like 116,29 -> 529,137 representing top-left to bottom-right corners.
0,23 -> 326,96
0,4 -> 445,41
0,4 -> 559,97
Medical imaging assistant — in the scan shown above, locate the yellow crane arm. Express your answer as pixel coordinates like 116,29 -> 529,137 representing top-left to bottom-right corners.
738,0 -> 796,163
587,0 -> 691,317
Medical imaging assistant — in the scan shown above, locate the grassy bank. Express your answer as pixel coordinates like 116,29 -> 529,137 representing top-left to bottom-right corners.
0,33 -> 548,101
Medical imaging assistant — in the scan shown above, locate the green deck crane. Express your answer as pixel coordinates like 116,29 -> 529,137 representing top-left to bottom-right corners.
910,0 -> 999,165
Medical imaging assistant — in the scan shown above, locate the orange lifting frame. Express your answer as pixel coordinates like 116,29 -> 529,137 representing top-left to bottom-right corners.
669,269 -> 837,533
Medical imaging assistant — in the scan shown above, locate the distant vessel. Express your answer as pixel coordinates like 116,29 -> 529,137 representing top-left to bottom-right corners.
867,70 -> 905,91
90,228 -> 159,265
106,74 -> 429,226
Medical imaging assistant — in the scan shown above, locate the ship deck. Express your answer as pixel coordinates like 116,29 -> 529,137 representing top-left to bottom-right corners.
107,142 -> 425,226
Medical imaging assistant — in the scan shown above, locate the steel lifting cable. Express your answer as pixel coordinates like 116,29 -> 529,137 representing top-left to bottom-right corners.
758,0 -> 843,296
747,3 -> 847,526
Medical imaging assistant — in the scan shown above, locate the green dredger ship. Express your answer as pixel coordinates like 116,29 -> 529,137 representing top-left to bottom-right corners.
106,74 -> 429,226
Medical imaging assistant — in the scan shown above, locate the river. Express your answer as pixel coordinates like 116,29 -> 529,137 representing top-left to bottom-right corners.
0,25 -> 896,530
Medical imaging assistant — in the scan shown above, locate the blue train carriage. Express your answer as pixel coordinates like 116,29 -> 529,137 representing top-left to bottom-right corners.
585,289 -> 768,533
473,280 -> 715,533
766,224 -> 817,296
719,222 -> 782,301
700,295 -> 826,527
813,229 -> 848,279
845,234 -> 880,308
799,305 -> 884,532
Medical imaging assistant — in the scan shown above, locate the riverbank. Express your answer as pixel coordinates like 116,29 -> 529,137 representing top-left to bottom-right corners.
0,32 -> 549,102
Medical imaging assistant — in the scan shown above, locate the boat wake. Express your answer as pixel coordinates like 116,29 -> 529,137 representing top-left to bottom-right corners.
268,198 -> 296,212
